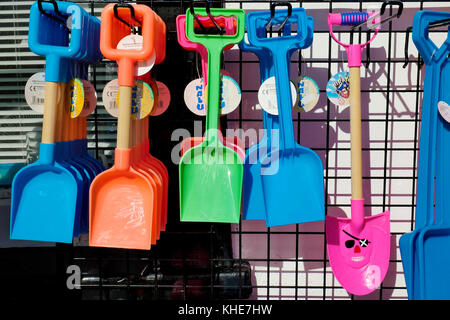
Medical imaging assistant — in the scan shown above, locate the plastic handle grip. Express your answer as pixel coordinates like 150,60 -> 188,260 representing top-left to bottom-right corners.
342,12 -> 370,25
329,12 -> 370,26
100,3 -> 157,87
412,11 -> 450,65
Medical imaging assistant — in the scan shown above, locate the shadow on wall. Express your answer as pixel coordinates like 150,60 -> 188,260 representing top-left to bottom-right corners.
224,6 -> 428,299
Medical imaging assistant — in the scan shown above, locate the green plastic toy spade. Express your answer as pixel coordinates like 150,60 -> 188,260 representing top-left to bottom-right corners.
179,8 -> 245,223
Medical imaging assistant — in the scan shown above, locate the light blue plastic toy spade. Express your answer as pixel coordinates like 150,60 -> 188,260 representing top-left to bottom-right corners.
62,8 -> 103,236
417,58 -> 450,300
399,10 -> 450,299
240,14 -> 314,221
72,62 -> 104,235
10,1 -> 94,243
246,8 -> 324,227
240,18 -> 282,221
413,12 -> 450,300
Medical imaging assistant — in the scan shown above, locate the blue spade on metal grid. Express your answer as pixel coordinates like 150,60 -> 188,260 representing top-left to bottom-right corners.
246,6 -> 324,227
240,8 -> 314,221
10,0 -> 101,243
400,10 -> 450,300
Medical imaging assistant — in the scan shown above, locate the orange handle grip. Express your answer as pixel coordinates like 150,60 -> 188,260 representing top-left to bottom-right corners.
100,4 -> 158,87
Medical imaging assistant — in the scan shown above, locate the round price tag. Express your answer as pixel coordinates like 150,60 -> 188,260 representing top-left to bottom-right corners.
152,81 -> 171,116
293,76 -> 320,112
117,34 -> 156,76
147,78 -> 159,114
116,79 -> 154,120
25,72 -> 62,114
79,80 -> 97,117
438,101 -> 450,123
257,76 -> 296,115
326,71 -> 350,108
68,78 -> 84,118
102,78 -> 119,117
184,74 -> 241,116
184,78 -> 205,116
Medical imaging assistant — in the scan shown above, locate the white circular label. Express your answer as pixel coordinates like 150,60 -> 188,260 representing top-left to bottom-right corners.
438,101 -> 450,123
326,71 -> 350,108
293,76 -> 320,112
215,75 -> 241,115
102,79 -> 154,119
102,78 -> 119,117
24,72 -> 52,114
117,34 -> 156,76
257,76 -> 297,115
183,75 -> 241,116
152,81 -> 171,116
79,80 -> 97,117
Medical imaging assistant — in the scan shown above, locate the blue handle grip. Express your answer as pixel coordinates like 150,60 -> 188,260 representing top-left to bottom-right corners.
28,1 -> 102,82
412,10 -> 450,64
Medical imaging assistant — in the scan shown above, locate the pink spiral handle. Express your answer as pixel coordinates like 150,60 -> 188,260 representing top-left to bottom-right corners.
329,12 -> 370,26
328,12 -> 379,67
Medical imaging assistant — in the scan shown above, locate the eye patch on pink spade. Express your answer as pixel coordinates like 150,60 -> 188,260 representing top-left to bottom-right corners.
341,229 -> 372,267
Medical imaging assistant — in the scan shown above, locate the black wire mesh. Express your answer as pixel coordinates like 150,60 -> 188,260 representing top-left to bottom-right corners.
1,0 -> 449,301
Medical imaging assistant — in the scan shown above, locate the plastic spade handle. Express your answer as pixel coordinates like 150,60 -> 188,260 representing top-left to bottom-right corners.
413,11 -> 450,65
328,11 -> 380,230
28,2 -> 83,81
100,4 -> 157,87
176,14 -> 235,85
41,82 -> 60,144
412,11 -> 450,228
246,8 -> 310,150
328,12 -> 379,67
117,86 -> 132,150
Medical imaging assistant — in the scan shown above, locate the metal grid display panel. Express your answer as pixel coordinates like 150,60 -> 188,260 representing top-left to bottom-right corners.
0,0 -> 448,301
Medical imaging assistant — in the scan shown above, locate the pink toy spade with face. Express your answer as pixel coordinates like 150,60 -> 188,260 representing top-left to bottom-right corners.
326,11 -> 390,296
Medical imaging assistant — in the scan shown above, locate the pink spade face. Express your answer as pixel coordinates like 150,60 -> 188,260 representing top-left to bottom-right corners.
326,212 -> 391,295
340,228 -> 373,269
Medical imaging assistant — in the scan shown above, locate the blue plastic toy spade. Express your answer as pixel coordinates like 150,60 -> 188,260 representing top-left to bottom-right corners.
239,17 -> 283,221
10,1 -> 100,242
417,59 -> 450,300
240,14 -> 314,221
68,61 -> 104,235
246,8 -> 324,227
416,14 -> 450,300
399,10 -> 450,299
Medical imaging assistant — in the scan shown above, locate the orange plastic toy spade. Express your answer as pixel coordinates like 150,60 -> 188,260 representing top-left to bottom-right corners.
89,3 -> 165,250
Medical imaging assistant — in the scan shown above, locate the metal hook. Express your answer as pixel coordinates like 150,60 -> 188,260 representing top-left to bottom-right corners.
265,2 -> 292,33
403,18 -> 450,68
37,0 -> 67,28
352,0 -> 403,31
114,2 -> 142,34
378,0 -> 403,26
365,30 -> 371,68
403,26 -> 414,68
189,0 -> 224,35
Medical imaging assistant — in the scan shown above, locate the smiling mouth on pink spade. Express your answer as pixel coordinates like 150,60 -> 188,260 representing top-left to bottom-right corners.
343,230 -> 371,262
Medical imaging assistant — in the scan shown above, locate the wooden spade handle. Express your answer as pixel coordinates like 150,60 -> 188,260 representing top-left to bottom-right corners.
349,67 -> 363,200
117,86 -> 133,149
41,82 -> 60,144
